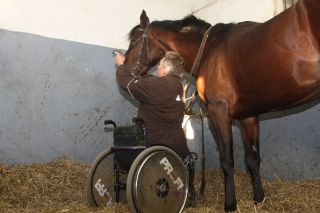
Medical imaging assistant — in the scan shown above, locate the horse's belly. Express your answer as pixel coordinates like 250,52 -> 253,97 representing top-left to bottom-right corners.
234,60 -> 320,117
238,80 -> 320,117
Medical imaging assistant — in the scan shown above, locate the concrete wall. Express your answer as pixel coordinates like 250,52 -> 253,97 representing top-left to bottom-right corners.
1,0 -> 319,180
0,29 -> 136,164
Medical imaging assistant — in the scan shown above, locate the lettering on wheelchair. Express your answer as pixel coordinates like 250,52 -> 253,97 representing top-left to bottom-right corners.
159,157 -> 184,191
94,178 -> 112,205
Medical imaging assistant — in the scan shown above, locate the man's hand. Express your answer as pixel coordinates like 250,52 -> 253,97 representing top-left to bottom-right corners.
114,53 -> 125,66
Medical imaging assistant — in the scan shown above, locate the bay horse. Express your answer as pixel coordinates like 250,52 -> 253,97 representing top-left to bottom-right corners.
121,0 -> 320,211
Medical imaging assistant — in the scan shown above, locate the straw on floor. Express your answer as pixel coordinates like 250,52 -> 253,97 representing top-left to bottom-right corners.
0,158 -> 319,213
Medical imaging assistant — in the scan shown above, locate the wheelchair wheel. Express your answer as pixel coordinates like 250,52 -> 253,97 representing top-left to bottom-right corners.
126,146 -> 188,213
86,148 -> 127,207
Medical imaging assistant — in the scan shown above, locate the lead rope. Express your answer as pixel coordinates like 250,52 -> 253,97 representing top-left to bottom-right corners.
199,104 -> 206,196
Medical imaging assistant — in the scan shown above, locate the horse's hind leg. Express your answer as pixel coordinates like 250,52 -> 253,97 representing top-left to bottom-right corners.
239,117 -> 265,203
207,104 -> 237,211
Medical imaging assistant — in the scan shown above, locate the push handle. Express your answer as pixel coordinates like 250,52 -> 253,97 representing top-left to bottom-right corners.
104,120 -> 116,128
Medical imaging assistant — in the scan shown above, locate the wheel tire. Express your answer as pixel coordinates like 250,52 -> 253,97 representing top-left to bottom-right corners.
86,148 -> 127,207
126,146 -> 189,213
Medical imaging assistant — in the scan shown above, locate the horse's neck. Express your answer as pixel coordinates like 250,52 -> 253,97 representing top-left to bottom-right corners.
169,41 -> 200,72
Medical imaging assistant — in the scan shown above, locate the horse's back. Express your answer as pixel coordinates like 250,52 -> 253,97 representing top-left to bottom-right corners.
201,3 -> 320,117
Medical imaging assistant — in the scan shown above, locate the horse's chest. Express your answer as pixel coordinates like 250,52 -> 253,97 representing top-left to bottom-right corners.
196,65 -> 236,104
196,76 -> 207,103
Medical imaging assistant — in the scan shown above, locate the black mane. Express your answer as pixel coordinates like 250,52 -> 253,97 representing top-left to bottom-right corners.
128,15 -> 236,41
151,15 -> 211,35
128,25 -> 143,40
128,15 -> 211,40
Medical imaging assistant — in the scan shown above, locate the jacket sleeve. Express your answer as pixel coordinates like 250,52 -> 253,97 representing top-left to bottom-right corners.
116,65 -> 156,104
116,65 -> 136,91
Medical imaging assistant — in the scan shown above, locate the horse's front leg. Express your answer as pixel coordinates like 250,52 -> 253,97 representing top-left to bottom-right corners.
239,117 -> 265,203
207,103 -> 236,212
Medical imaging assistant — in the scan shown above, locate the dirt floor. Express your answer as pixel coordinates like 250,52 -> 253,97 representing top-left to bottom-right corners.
0,158 -> 319,213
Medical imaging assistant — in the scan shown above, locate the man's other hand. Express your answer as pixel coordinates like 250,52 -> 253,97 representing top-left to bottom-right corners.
114,53 -> 125,66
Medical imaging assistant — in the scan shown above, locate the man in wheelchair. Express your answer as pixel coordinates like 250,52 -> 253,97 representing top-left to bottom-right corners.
115,51 -> 196,206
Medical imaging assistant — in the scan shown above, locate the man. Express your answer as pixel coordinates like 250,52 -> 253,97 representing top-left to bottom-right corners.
114,51 -> 196,205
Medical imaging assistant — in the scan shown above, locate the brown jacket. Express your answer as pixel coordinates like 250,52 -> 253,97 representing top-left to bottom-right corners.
116,65 -> 189,157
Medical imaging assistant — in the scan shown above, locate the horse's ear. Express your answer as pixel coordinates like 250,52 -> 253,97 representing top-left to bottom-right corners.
140,9 -> 150,29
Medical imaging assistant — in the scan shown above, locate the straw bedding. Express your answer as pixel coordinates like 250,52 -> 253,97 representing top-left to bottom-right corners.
0,158 -> 319,213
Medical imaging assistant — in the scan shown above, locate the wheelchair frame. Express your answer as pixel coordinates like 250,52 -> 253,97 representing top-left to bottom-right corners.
86,118 -> 189,213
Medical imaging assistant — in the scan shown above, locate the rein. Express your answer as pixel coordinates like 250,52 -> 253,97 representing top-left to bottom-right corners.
190,26 -> 214,76
184,25 -> 213,196
185,25 -> 213,112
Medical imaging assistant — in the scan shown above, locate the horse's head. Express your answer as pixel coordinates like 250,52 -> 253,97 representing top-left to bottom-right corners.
124,10 -> 213,76
124,10 -> 166,77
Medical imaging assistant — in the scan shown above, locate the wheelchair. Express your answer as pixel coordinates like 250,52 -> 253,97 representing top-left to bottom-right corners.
87,117 -> 193,213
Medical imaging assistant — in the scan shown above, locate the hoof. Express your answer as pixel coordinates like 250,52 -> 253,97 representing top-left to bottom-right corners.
224,203 -> 237,212
224,205 -> 237,212
254,192 -> 265,204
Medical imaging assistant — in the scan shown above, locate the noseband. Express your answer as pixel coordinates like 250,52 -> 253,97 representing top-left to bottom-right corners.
126,25 -> 151,78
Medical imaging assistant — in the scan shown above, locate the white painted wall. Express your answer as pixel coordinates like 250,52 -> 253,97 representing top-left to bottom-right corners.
194,0 -> 284,23
0,0 -> 284,49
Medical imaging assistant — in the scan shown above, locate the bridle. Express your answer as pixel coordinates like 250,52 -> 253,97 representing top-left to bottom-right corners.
125,24 -> 151,78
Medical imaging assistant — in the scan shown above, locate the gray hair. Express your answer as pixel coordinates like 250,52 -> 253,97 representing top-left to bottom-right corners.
162,51 -> 186,78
